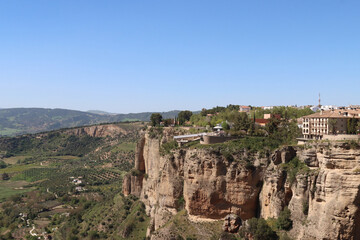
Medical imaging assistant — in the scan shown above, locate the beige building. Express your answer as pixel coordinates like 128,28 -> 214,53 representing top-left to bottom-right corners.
302,109 -> 360,139
239,105 -> 251,113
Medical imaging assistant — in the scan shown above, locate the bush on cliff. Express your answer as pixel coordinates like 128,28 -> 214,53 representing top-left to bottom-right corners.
160,140 -> 178,156
281,157 -> 310,185
239,218 -> 278,240
275,207 -> 292,230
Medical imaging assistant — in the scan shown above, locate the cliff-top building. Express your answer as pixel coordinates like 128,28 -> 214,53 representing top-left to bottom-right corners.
302,109 -> 360,139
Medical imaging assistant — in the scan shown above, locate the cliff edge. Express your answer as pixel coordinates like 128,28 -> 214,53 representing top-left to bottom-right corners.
123,128 -> 360,239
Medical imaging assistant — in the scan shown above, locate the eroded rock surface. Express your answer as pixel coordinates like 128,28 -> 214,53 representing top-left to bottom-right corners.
223,214 -> 242,233
123,128 -> 360,240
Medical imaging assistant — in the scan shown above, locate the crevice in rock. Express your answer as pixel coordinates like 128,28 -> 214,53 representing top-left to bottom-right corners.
353,185 -> 360,239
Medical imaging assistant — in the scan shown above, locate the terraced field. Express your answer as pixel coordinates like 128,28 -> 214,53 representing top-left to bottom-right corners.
0,180 -> 34,202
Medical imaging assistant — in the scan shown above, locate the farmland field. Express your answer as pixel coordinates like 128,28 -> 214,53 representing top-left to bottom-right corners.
2,155 -> 31,165
0,163 -> 41,174
111,142 -> 136,153
0,180 -> 33,202
0,122 -> 145,239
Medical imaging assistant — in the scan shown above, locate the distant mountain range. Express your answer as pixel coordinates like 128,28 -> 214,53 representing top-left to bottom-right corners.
86,110 -> 118,115
0,108 -> 184,136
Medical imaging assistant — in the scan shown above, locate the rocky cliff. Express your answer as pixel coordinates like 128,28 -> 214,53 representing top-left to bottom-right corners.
63,123 -> 140,138
123,128 -> 360,240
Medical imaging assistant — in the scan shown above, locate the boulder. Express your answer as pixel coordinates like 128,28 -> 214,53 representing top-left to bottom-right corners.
222,214 -> 242,233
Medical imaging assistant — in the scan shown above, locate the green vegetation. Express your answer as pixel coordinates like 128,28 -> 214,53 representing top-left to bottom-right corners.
148,127 -> 163,139
191,105 -> 313,128
188,136 -> 282,156
0,160 -> 6,169
275,207 -> 292,230
239,218 -> 278,240
150,113 -> 163,126
178,111 -> 193,125
151,210 -> 224,240
239,209 -> 293,240
160,140 -> 178,156
0,108 -> 181,136
347,117 -> 360,134
0,163 -> 39,174
111,142 -> 136,153
0,122 -> 144,239
281,157 -> 310,185
0,181 -> 33,202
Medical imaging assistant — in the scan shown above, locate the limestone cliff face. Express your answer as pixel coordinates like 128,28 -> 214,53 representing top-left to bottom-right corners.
33,123 -> 138,139
64,124 -> 130,138
123,128 -> 360,240
260,142 -> 360,240
291,143 -> 360,240
183,150 -> 263,220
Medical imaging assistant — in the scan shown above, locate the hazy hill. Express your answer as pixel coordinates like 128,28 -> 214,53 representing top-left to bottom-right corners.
0,108 -> 182,136
87,110 -> 118,115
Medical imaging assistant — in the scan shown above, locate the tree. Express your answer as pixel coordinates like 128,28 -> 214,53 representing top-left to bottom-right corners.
276,207 -> 293,230
265,117 -> 280,135
150,113 -> 162,126
347,117 -> 359,134
329,119 -> 337,134
222,121 -> 230,131
240,218 -> 278,240
232,112 -> 251,132
178,111 -> 193,125
0,160 -> 7,169
163,118 -> 173,127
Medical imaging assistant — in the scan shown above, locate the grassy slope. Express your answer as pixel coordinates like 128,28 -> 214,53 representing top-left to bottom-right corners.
0,180 -> 34,202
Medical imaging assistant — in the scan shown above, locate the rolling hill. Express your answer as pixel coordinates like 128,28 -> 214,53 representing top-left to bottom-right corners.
0,108 -> 183,136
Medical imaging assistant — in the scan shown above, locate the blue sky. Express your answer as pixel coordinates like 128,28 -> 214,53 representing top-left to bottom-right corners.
1,1 -> 359,113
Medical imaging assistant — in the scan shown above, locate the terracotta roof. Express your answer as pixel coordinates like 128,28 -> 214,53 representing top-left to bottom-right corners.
255,119 -> 269,124
303,110 -> 360,119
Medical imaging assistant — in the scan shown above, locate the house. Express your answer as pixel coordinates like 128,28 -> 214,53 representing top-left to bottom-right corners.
255,119 -> 269,127
239,105 -> 251,113
264,114 -> 281,120
302,109 -> 360,139
255,114 -> 281,127
320,105 -> 338,111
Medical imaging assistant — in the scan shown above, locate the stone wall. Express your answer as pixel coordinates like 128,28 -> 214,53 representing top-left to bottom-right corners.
323,134 -> 360,141
200,135 -> 235,144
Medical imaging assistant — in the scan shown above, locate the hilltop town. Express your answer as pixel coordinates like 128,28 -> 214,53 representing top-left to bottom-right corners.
150,104 -> 360,147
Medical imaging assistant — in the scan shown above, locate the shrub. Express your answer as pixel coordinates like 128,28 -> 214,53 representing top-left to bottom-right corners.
89,230 -> 100,240
279,233 -> 293,240
131,169 -> 142,176
241,218 -> 278,240
122,223 -> 135,237
160,140 -> 178,156
148,127 -> 163,139
281,157 -> 310,185
219,232 -> 237,240
177,196 -> 185,209
1,172 -> 10,180
0,160 -> 7,169
276,207 -> 292,230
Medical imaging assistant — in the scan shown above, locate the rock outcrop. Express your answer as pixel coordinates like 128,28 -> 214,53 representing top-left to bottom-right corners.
64,124 -> 130,138
123,128 -> 360,240
223,214 -> 242,233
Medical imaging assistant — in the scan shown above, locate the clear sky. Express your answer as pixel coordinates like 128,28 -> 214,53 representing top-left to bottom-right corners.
1,1 -> 359,113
